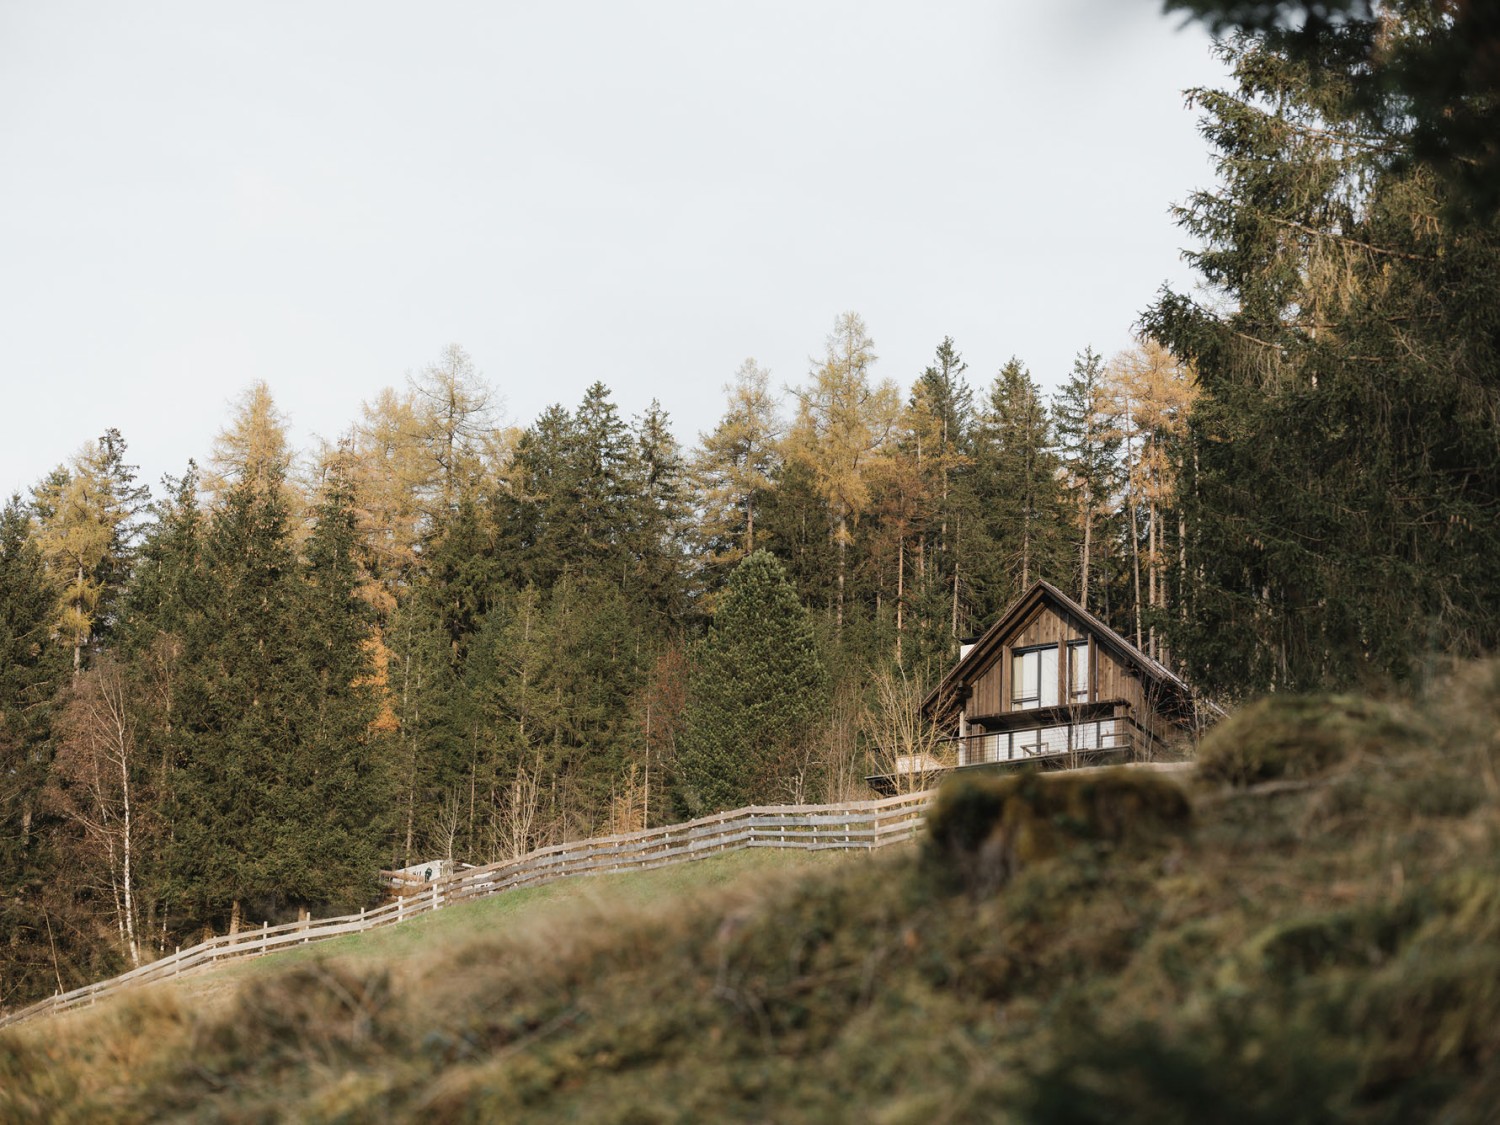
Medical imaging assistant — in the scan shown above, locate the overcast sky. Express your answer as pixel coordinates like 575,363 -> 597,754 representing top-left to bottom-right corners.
0,1 -> 1227,502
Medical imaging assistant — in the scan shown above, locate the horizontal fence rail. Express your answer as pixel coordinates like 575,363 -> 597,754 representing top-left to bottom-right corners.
0,789 -> 937,1029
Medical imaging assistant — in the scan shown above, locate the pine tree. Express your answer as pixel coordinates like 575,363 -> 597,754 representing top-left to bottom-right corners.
121,465 -> 207,646
546,575 -> 643,834
418,481 -> 497,665
677,551 -> 827,814
1165,0 -> 1500,218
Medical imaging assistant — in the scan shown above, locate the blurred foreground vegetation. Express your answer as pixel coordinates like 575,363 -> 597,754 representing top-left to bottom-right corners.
5,664 -> 1500,1123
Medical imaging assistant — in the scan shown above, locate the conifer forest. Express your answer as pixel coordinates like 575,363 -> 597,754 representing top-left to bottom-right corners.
3,9 -> 1499,1013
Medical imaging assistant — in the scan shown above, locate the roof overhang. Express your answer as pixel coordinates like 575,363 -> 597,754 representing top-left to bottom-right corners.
921,580 -> 1212,726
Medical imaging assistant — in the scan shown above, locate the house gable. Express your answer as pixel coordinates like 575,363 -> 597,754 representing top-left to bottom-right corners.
869,581 -> 1212,794
922,580 -> 1202,735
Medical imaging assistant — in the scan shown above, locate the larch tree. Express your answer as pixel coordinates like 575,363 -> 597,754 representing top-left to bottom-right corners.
410,343 -> 495,514
1104,340 -> 1198,661
787,312 -> 900,633
32,430 -> 148,674
204,382 -> 298,510
350,386 -> 429,616
691,359 -> 783,576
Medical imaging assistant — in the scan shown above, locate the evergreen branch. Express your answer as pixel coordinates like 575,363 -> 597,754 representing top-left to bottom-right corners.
1258,213 -> 1437,262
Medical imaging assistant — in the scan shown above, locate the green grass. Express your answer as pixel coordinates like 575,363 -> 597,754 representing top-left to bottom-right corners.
6,663 -> 1500,1123
200,848 -> 848,985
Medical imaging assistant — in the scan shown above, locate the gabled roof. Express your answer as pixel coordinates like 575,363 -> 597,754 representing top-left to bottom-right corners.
921,579 -> 1204,720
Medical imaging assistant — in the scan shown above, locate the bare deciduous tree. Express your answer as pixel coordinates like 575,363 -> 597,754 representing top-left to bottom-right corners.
48,657 -> 147,967
861,666 -> 953,795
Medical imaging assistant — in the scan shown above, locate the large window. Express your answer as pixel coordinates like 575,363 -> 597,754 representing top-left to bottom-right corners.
1068,641 -> 1090,703
1011,646 -> 1059,710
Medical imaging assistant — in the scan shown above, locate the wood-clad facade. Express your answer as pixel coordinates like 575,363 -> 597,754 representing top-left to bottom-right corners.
870,581 -> 1211,793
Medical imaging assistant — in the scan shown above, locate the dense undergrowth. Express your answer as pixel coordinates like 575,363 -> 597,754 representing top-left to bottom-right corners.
5,663 -> 1500,1123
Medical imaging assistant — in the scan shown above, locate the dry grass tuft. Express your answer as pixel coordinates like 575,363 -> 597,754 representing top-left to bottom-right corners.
924,767 -> 1193,892
1196,693 -> 1420,787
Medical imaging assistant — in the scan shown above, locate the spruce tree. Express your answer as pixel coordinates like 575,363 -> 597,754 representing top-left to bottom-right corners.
171,471 -> 302,929
902,337 -> 976,667
970,358 -> 1072,619
1145,30 -> 1500,692
0,496 -> 68,1003
677,551 -> 827,814
279,457 -> 391,909
1053,347 -> 1122,615
627,400 -> 690,626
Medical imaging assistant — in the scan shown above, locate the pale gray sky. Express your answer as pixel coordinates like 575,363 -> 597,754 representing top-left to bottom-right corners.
0,1 -> 1226,501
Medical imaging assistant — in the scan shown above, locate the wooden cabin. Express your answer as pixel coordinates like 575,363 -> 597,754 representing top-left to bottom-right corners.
871,580 -> 1212,793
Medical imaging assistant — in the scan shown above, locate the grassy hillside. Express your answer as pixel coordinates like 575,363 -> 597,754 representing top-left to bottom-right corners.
5,664 -> 1500,1123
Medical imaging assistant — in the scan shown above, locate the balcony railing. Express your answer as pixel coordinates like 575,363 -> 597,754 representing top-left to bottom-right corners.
946,715 -> 1144,770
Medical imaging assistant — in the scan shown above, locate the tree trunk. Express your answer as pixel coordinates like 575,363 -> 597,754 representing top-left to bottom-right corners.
895,535 -> 905,666
1080,495 -> 1093,613
835,511 -> 847,633
118,728 -> 139,967
1148,493 -> 1158,659
1131,496 -> 1144,651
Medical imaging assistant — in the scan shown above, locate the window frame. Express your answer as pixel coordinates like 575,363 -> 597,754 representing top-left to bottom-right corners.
1068,639 -> 1090,703
1010,644 -> 1059,711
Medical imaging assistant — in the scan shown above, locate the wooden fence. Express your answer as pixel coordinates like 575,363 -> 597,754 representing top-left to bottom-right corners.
0,788 -> 935,1030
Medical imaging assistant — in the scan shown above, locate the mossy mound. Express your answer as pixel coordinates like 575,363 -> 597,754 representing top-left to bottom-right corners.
1196,694 -> 1419,788
925,768 -> 1193,892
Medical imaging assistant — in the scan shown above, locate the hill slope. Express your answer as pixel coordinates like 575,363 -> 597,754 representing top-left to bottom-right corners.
5,666 -> 1500,1123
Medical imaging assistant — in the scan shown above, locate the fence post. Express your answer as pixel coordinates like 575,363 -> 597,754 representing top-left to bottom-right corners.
261,920 -> 268,956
